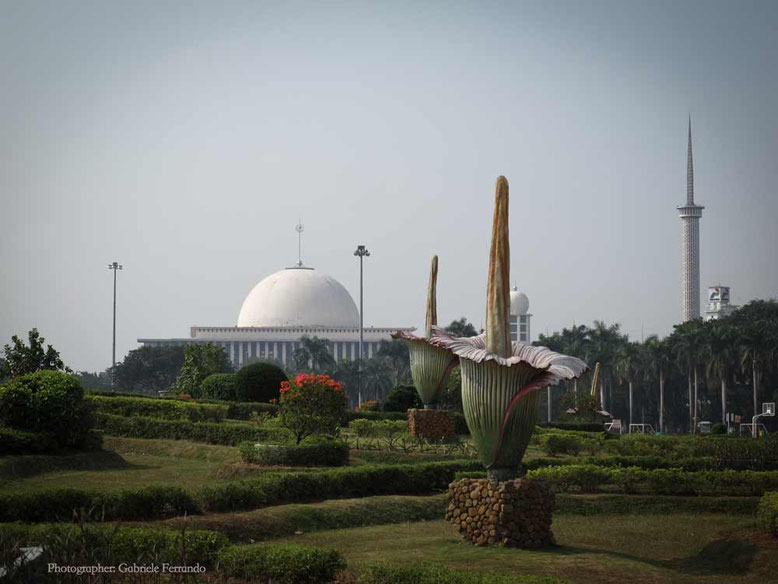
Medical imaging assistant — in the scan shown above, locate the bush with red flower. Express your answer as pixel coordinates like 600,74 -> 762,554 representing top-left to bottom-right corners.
279,374 -> 348,444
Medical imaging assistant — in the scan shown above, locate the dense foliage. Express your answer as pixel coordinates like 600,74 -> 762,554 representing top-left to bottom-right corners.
238,437 -> 350,467
112,345 -> 186,394
217,543 -> 346,584
2,329 -> 70,377
93,413 -> 292,445
172,344 -> 232,397
279,374 -> 347,443
757,491 -> 778,537
235,361 -> 288,402
382,384 -> 422,412
87,394 -> 227,422
200,372 -> 238,400
0,370 -> 92,449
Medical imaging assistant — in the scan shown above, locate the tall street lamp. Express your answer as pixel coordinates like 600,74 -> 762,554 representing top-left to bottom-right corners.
353,245 -> 370,407
108,261 -> 123,386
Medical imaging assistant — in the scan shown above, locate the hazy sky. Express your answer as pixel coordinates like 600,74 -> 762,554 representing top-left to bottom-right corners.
2,0 -> 777,373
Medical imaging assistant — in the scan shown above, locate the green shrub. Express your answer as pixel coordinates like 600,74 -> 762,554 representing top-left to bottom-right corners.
350,419 -> 408,439
711,423 -> 727,435
382,385 -> 422,412
93,413 -> 293,445
235,362 -> 288,403
360,562 -> 564,583
0,523 -> 228,566
538,422 -> 604,432
0,370 -> 92,449
87,394 -> 227,422
218,543 -> 346,584
200,373 -> 238,401
757,491 -> 778,537
0,428 -> 58,454
198,400 -> 279,420
452,412 -> 469,435
238,437 -> 350,467
541,434 -> 583,457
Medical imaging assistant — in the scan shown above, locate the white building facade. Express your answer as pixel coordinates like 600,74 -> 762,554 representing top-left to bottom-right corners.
509,286 -> 532,343
704,286 -> 738,321
138,263 -> 414,368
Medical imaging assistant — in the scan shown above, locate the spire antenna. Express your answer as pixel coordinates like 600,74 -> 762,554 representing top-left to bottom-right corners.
687,116 -> 694,205
295,222 -> 304,267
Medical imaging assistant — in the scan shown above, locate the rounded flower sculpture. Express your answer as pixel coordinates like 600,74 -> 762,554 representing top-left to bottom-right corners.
432,177 -> 588,479
279,373 -> 347,444
392,255 -> 459,409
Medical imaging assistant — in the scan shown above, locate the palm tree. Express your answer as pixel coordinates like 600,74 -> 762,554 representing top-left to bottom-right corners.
376,339 -> 411,385
361,357 -> 394,402
643,336 -> 672,433
296,335 -> 335,373
615,342 -> 640,432
670,320 -> 703,433
704,322 -> 736,425
739,321 -> 770,421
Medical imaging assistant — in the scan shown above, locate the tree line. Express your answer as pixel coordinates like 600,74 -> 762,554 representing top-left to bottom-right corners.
537,299 -> 778,432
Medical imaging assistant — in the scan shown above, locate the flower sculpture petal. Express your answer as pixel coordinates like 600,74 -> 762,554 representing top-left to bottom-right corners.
392,255 -> 459,409
432,176 -> 587,479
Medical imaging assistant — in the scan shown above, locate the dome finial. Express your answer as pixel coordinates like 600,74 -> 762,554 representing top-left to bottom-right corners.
295,222 -> 304,267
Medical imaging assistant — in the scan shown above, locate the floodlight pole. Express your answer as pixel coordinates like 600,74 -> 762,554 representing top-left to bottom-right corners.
353,245 -> 370,408
108,261 -> 123,386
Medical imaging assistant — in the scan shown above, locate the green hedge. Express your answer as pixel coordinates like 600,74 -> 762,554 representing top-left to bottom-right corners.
345,411 -> 407,424
455,465 -> 778,496
538,422 -> 604,432
0,428 -> 58,454
93,413 -> 292,445
0,459 -> 481,523
87,394 -> 227,422
757,491 -> 778,537
218,543 -> 346,584
360,563 -> 564,584
239,438 -> 350,467
0,523 -> 228,566
556,494 -> 760,515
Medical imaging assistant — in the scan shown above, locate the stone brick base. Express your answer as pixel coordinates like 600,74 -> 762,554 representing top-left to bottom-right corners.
445,477 -> 554,548
408,409 -> 455,441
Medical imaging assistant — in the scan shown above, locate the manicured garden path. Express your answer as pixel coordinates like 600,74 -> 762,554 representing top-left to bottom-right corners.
273,514 -> 777,584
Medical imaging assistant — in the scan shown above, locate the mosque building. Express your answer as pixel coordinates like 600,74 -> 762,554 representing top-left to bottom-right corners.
138,230 -> 415,368
509,286 -> 532,343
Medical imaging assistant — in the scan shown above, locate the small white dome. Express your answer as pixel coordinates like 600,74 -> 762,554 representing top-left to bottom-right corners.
237,266 -> 360,328
510,287 -> 529,315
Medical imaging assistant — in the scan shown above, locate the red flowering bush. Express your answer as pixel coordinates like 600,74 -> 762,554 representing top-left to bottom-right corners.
279,374 -> 348,444
357,400 -> 381,412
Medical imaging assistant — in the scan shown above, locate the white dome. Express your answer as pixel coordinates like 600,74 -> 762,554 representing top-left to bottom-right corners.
237,266 -> 360,328
510,287 -> 530,315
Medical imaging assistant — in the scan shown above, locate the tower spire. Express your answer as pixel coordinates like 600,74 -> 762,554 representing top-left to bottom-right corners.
687,116 -> 694,205
295,222 -> 304,267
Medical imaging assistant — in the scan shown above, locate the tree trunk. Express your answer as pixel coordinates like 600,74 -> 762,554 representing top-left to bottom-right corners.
629,380 -> 633,434
687,368 -> 693,434
547,386 -> 552,422
721,377 -> 727,425
693,367 -> 698,434
753,359 -> 759,421
659,371 -> 664,433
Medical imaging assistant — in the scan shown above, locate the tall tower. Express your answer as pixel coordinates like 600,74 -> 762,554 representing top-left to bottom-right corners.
677,118 -> 704,322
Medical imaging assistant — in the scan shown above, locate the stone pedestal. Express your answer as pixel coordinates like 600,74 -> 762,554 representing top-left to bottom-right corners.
408,409 -> 455,441
445,477 -> 554,548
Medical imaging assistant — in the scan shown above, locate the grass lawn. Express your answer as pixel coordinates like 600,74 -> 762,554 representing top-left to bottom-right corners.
0,436 -> 240,493
272,514 -> 778,584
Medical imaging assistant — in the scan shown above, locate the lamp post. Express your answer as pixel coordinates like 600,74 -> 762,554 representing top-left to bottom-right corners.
353,245 -> 370,408
108,261 -> 123,386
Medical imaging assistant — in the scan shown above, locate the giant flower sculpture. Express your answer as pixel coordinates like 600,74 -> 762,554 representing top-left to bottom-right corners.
392,255 -> 459,409
432,177 -> 588,479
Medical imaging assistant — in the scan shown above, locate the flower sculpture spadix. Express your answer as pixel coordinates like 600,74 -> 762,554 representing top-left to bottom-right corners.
432,177 -> 588,480
392,255 -> 459,409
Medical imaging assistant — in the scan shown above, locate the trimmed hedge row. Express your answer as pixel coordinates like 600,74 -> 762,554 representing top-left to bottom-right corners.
455,465 -> 778,496
238,438 -> 350,467
87,394 -> 228,422
538,422 -> 605,433
360,563 -> 564,584
93,413 -> 293,445
345,411 -> 407,424
757,491 -> 778,537
0,459 -> 481,523
556,493 -> 760,515
0,523 -> 228,566
523,455 -> 778,472
218,543 -> 345,584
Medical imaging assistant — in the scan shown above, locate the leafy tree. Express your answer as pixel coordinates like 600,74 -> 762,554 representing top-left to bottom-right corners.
615,342 -> 640,429
172,344 -> 232,397
382,384 -> 422,412
438,366 -> 463,413
376,339 -> 411,385
3,328 -> 71,377
292,336 -> 335,373
201,373 -> 238,401
113,345 -> 186,395
235,361 -> 288,402
279,374 -> 347,443
75,370 -> 112,390
445,318 -> 479,338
